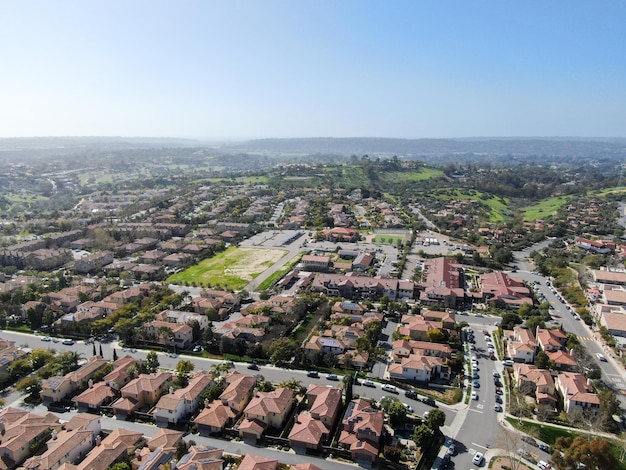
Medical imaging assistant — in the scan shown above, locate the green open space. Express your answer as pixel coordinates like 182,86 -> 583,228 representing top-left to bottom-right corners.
424,188 -> 510,223
167,246 -> 287,290
384,168 -> 445,182
520,195 -> 573,222
373,234 -> 405,245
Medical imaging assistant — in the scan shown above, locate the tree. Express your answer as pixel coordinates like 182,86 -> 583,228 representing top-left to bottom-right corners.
383,445 -> 402,463
387,401 -> 408,426
534,350 -> 550,369
277,378 -> 304,394
426,409 -> 446,430
552,436 -> 616,470
268,337 -> 297,364
176,359 -> 195,386
379,395 -> 400,411
427,328 -> 445,343
495,427 -> 526,470
412,423 -> 434,449
113,348 -> 118,361
145,351 -> 160,373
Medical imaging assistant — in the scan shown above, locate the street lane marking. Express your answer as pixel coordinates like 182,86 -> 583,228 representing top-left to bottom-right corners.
471,443 -> 490,450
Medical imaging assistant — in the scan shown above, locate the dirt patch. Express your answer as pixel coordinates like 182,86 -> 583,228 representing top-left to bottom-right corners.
223,248 -> 286,281
490,456 -> 533,470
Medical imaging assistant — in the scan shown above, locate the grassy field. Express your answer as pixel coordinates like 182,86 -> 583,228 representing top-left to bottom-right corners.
167,246 -> 287,290
373,234 -> 405,245
521,195 -> 572,221
384,168 -> 445,182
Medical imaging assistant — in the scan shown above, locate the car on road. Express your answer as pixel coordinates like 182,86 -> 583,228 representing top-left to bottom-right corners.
539,443 -> 551,452
597,353 -> 607,362
247,363 -> 259,370
492,370 -> 500,378
168,352 -> 178,358
405,390 -> 418,399
423,410 -> 430,419
307,371 -> 319,378
495,387 -> 503,395
326,373 -> 339,381
472,372 -> 479,379
471,391 -> 479,400
361,380 -> 375,387
495,395 -> 502,404
192,345 -> 202,353
41,336 -> 51,342
446,444 -> 456,456
494,404 -> 502,412
381,384 -> 398,394
404,403 -> 414,413
538,460 -> 551,470
422,397 -> 437,407
472,451 -> 484,465
473,380 -> 480,388
62,339 -> 75,345
522,436 -> 538,447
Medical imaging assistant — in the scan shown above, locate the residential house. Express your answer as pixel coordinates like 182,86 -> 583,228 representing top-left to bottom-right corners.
142,320 -> 193,350
22,428 -> 94,470
111,371 -> 172,420
504,327 -> 537,363
339,398 -> 384,464
40,356 -> 109,405
193,402 -> 237,436
218,372 -> 256,415
547,350 -> 578,371
513,364 -> 557,409
131,429 -> 183,470
239,388 -> 295,441
153,370 -> 214,426
536,328 -> 567,352
0,408 -> 62,469
175,445 -> 224,470
236,454 -> 278,470
59,428 -> 143,470
301,255 -> 332,272
306,385 -> 343,428
555,372 -> 600,416
388,354 -> 447,382
72,382 -> 116,413
288,413 -> 331,452
103,356 -> 138,391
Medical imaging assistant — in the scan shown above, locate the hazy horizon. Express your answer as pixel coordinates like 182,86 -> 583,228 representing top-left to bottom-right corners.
1,1 -> 625,139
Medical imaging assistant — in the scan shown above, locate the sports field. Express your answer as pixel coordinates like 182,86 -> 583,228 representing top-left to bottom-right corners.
167,246 -> 287,290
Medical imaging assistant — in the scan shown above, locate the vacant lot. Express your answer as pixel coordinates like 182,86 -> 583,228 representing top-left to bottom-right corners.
167,246 -> 287,290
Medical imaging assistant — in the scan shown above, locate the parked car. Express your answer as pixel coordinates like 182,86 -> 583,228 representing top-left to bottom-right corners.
422,397 -> 437,407
471,391 -> 479,400
473,380 -> 480,388
522,436 -> 538,447
492,370 -> 500,378
41,336 -> 51,342
307,371 -> 319,378
502,359 -> 514,367
495,395 -> 502,403
472,451 -> 484,465
404,403 -> 414,413
62,339 -> 75,345
597,353 -> 607,362
381,384 -> 398,394
247,363 -> 259,370
494,404 -> 502,412
405,390 -> 418,400
326,373 -> 339,381
361,379 -> 375,388
192,345 -> 203,353
539,443 -> 551,452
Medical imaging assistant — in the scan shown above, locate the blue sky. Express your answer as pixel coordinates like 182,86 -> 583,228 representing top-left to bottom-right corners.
1,1 -> 625,139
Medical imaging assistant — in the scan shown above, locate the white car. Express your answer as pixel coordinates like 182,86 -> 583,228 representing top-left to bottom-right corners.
381,384 -> 398,394
41,336 -> 51,342
471,391 -> 479,400
597,353 -> 607,362
472,451 -> 484,465
361,380 -> 375,388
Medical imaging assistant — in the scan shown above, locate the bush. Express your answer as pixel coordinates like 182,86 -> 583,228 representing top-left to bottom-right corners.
383,445 -> 402,463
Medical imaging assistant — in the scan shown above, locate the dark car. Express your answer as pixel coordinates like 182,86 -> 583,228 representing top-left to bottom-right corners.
522,436 -> 538,447
539,443 -> 550,452
307,371 -> 319,378
494,379 -> 502,387
247,363 -> 259,370
495,395 -> 502,403
405,390 -> 418,400
422,397 -> 437,407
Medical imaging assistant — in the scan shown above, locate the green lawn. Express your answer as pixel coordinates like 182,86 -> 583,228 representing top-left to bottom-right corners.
384,168 -> 445,182
373,234 -> 405,245
166,246 -> 287,290
520,195 -> 572,222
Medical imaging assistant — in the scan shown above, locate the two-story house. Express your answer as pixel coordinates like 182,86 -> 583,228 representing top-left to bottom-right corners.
111,371 -> 172,420
239,388 -> 295,441
153,370 -> 214,426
